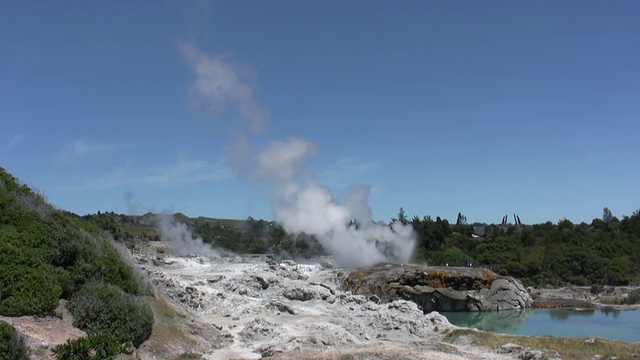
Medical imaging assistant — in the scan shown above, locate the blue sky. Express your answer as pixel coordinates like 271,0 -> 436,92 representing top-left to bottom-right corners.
1,1 -> 639,224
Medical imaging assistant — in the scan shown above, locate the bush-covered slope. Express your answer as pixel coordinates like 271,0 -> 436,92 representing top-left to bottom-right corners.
0,167 -> 145,315
0,167 -> 153,356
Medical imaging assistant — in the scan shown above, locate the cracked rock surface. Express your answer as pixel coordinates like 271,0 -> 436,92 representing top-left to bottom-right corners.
343,264 -> 533,312
133,244 -> 517,360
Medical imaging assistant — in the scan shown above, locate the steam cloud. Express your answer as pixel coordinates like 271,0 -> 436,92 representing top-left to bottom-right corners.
183,43 -> 268,134
155,214 -> 220,258
125,192 -> 221,257
183,44 -> 416,267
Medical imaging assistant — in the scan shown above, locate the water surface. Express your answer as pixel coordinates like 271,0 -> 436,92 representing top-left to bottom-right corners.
443,308 -> 640,343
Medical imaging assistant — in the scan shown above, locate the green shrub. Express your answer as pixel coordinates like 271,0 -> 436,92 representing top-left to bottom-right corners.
63,233 -> 142,296
53,334 -> 121,360
0,322 -> 30,360
69,282 -> 153,347
625,289 -> 640,305
590,283 -> 605,295
0,265 -> 62,316
172,353 -> 203,360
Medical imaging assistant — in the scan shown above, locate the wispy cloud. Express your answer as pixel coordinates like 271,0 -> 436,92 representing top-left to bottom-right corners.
73,158 -> 233,191
8,134 -> 25,149
319,156 -> 378,188
56,139 -> 132,164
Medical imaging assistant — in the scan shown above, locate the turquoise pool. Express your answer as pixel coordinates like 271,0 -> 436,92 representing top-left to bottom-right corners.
442,308 -> 640,343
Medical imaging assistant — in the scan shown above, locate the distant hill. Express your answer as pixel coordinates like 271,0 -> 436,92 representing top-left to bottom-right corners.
177,213 -> 246,228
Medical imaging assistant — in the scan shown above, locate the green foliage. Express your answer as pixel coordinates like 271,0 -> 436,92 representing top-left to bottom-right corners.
0,167 -> 153,356
431,246 -> 472,267
625,289 -> 640,305
0,265 -> 62,316
171,353 -> 204,360
0,167 -> 146,319
409,207 -> 640,286
53,334 -> 121,360
0,322 -> 30,360
69,282 -> 153,348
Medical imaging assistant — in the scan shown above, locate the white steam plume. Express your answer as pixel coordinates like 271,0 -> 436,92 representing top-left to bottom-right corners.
182,43 -> 268,134
154,214 -> 220,257
183,44 -> 416,267
264,139 -> 416,267
255,137 -> 317,181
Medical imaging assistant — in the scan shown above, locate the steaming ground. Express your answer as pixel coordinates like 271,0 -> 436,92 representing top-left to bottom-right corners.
131,241 -> 515,360
274,181 -> 417,268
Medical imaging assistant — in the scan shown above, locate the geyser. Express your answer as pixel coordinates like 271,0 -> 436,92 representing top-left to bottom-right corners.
183,44 -> 416,267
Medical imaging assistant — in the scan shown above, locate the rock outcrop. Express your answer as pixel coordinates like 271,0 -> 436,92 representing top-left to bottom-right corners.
342,264 -> 532,312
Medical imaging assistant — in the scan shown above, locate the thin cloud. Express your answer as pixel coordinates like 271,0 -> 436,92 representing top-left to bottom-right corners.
8,134 -> 25,148
56,139 -> 132,164
73,158 -> 232,191
144,158 -> 232,186
319,156 -> 378,188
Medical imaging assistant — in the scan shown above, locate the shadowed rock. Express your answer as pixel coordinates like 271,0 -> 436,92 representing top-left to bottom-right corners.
342,264 -> 532,312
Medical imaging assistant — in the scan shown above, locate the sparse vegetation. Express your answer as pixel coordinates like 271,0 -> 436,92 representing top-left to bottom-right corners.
170,352 -> 204,360
444,328 -> 640,360
0,322 -> 30,360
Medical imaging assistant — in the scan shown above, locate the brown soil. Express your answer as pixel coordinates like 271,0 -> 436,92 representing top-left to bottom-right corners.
0,300 -> 86,359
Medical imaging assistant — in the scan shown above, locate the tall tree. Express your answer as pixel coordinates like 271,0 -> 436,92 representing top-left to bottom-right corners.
456,212 -> 467,226
397,207 -> 408,225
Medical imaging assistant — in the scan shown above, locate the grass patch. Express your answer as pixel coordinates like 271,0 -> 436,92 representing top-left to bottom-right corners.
119,224 -> 159,238
195,216 -> 245,228
444,328 -> 640,360
139,294 -> 197,358
170,352 -> 203,360
146,294 -> 187,320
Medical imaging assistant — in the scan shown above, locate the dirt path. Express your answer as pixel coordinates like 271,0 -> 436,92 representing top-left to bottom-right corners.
0,300 -> 86,359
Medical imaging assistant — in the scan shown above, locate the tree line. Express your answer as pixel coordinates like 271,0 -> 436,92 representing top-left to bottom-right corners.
407,207 -> 640,287
86,203 -> 640,287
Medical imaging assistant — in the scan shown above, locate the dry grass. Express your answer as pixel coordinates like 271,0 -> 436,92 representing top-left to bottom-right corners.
169,352 -> 204,360
444,328 -> 640,360
138,294 -> 198,359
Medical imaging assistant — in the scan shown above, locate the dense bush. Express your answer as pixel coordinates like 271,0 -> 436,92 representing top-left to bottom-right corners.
0,322 -> 30,360
409,208 -> 640,286
0,167 -> 154,356
0,265 -> 62,316
0,167 -> 148,318
69,282 -> 153,347
53,334 -> 121,360
625,289 -> 640,305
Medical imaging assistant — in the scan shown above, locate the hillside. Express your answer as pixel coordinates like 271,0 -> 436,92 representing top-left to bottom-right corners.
0,167 -> 153,358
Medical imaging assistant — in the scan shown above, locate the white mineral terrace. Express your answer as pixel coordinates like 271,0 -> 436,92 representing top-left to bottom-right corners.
132,244 -> 519,360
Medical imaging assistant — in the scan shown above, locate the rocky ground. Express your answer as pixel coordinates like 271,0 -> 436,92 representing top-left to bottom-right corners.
0,300 -> 86,359
4,241 -> 639,359
131,242 -> 520,360
532,286 -> 640,310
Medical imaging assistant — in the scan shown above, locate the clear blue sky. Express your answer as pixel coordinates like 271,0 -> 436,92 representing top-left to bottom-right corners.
1,1 -> 639,224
